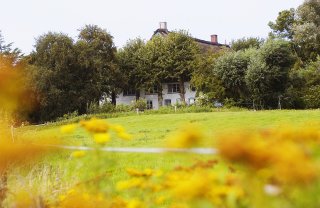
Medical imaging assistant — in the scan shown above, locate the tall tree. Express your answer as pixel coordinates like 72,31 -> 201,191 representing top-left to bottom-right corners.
191,50 -> 226,101
117,38 -> 146,100
140,35 -> 169,107
75,25 -> 118,106
213,49 -> 253,104
30,32 -> 79,121
231,37 -> 264,51
293,0 -> 320,62
269,8 -> 296,40
0,31 -> 22,68
245,39 -> 296,109
269,0 -> 320,62
164,31 -> 200,104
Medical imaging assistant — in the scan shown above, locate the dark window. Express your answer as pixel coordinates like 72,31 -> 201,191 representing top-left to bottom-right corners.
164,99 -> 171,106
147,100 -> 153,109
123,89 -> 136,96
168,83 -> 180,93
146,86 -> 158,94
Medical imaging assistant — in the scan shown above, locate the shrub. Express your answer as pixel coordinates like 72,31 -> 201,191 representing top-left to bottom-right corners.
131,99 -> 147,111
303,85 -> 320,109
100,102 -> 115,113
195,93 -> 211,107
115,104 -> 133,112
87,102 -> 101,114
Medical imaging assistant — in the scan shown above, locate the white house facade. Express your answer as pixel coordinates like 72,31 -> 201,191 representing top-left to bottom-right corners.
114,22 -> 229,109
116,81 -> 196,109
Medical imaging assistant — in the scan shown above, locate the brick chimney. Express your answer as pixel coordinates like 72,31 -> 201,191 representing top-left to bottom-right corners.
211,34 -> 218,44
159,22 -> 167,30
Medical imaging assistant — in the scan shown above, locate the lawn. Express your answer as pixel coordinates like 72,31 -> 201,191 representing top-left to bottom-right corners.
5,110 -> 320,207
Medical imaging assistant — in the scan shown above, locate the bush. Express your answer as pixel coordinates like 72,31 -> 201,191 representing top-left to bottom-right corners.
223,98 -> 237,108
87,102 -> 101,114
114,104 -> 133,112
131,99 -> 147,111
100,102 -> 116,113
195,93 -> 211,107
56,111 -> 79,121
303,85 -> 320,109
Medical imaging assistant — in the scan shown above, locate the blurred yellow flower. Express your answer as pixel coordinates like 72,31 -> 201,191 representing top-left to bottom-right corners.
218,124 -> 320,184
111,124 -> 126,133
126,168 -> 154,177
61,124 -> 77,134
71,150 -> 86,158
93,133 -> 111,145
118,132 -> 133,140
166,124 -> 204,148
116,178 -> 144,191
154,196 -> 166,205
80,118 -> 110,133
0,140 -> 52,172
126,198 -> 145,208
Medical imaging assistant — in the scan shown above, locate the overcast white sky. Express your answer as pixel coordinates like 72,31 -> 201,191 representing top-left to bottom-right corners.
0,0 -> 304,54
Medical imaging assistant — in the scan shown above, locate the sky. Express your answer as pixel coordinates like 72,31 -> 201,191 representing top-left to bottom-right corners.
0,0 -> 304,54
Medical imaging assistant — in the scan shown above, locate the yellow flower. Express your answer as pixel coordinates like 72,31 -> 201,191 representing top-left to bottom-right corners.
111,124 -> 126,133
126,168 -> 154,177
116,178 -> 144,191
93,133 -> 111,145
166,124 -> 204,148
61,124 -> 77,134
126,198 -> 145,208
71,151 -> 86,158
80,118 -> 110,133
154,196 -> 166,205
118,132 -> 133,140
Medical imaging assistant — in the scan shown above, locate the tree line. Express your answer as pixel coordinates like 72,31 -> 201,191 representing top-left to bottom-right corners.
0,0 -> 319,123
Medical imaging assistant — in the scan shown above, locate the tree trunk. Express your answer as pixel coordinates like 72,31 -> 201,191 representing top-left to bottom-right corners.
135,90 -> 140,101
157,84 -> 163,108
111,91 -> 116,105
178,79 -> 186,105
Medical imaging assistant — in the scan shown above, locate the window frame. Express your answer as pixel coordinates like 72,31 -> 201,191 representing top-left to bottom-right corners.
164,99 -> 172,106
145,86 -> 159,95
146,100 -> 153,109
167,83 -> 180,94
123,89 -> 136,96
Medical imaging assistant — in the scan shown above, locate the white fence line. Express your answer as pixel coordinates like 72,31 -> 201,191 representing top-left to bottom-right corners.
8,126 -> 218,155
41,145 -> 219,155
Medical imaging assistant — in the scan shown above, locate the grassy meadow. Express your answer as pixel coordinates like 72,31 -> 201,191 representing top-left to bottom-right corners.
4,110 -> 320,207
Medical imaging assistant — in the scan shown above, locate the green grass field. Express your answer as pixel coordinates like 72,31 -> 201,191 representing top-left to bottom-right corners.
6,110 -> 320,205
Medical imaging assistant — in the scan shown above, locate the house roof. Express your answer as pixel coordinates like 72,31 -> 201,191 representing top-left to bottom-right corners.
152,28 -> 230,49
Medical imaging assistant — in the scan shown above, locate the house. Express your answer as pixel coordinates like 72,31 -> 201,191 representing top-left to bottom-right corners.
116,22 -> 229,109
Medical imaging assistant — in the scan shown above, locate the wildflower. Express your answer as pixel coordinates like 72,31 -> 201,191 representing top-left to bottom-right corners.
126,198 -> 145,208
58,189 -> 109,208
126,168 -> 154,177
111,124 -> 126,134
71,151 -> 86,158
116,178 -> 144,191
61,124 -> 77,134
154,196 -> 166,205
118,132 -> 133,140
93,133 -> 111,145
0,140 -> 51,172
217,125 -> 319,184
0,67 -> 26,113
80,118 -> 110,133
166,124 -> 204,148
166,170 -> 210,200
